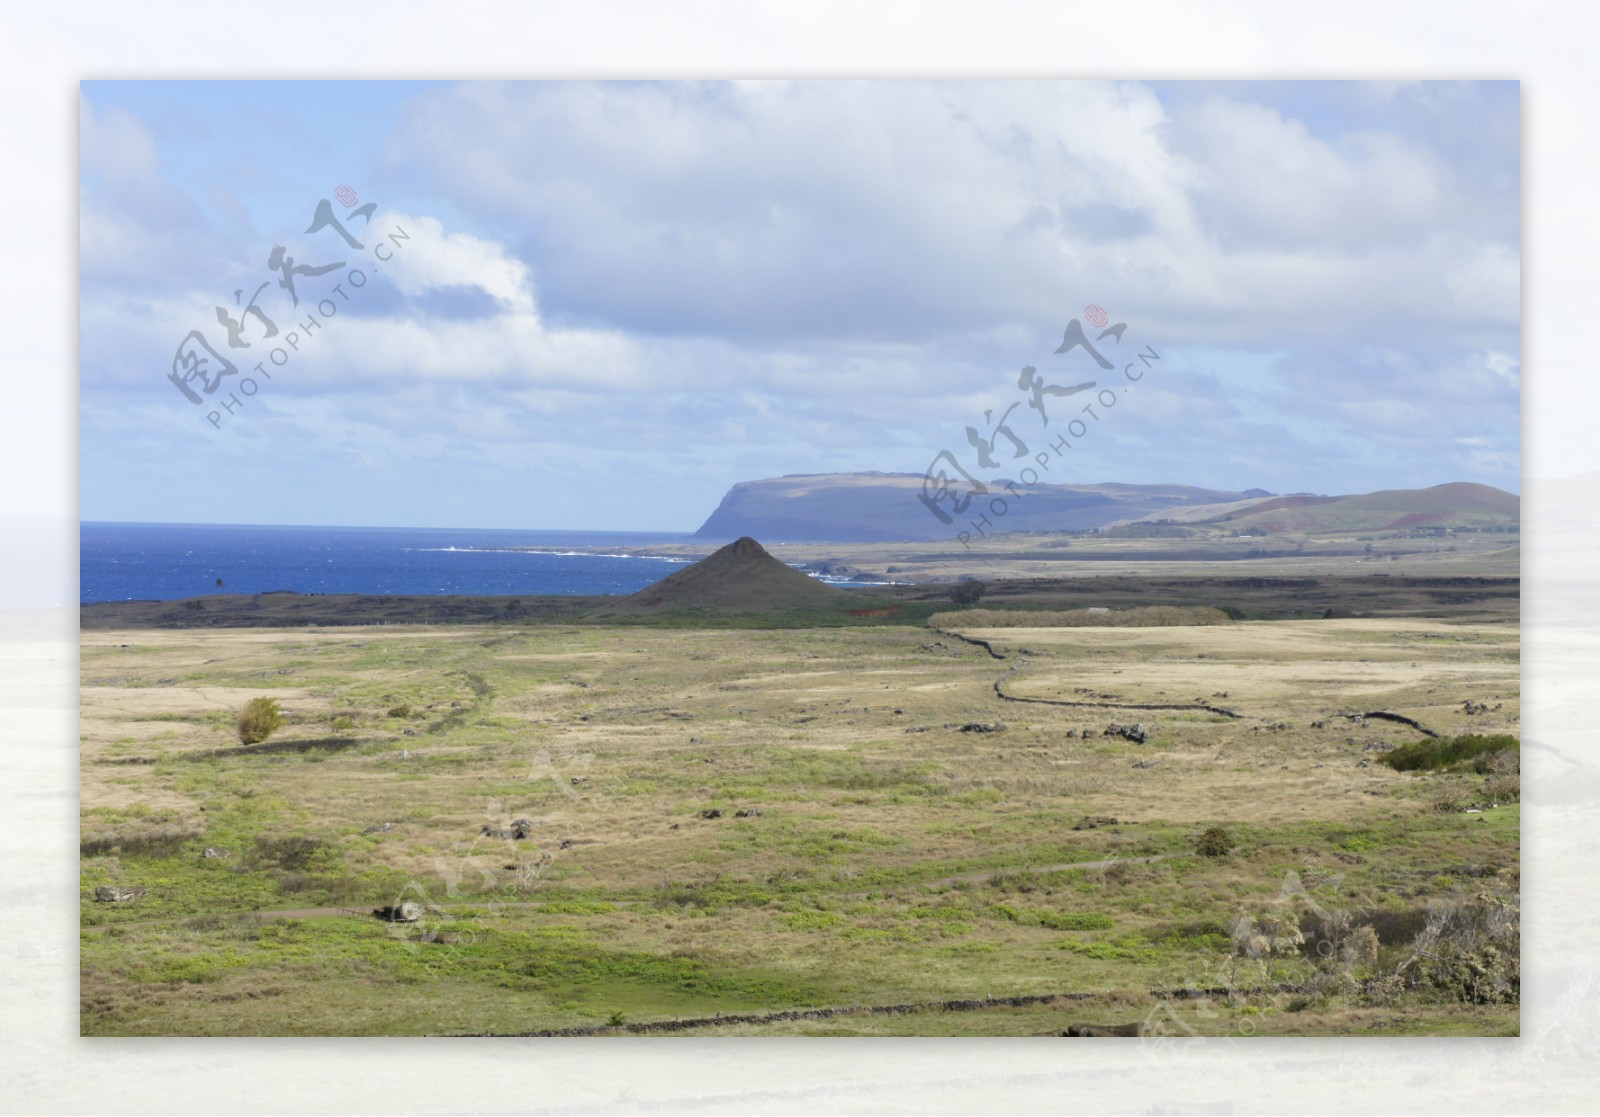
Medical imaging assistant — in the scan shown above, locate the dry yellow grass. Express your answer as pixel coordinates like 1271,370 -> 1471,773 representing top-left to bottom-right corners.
929,606 -> 1233,628
79,616 -> 1519,1035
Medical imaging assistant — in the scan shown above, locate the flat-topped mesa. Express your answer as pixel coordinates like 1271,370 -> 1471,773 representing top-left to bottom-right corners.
587,535 -> 861,617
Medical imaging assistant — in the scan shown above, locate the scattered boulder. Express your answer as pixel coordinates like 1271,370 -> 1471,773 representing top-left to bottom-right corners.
1131,758 -> 1161,770
373,902 -> 424,922
699,809 -> 725,820
958,721 -> 1005,734
1073,815 -> 1119,830
362,822 -> 396,835
1063,1023 -> 1144,1037
202,846 -> 230,859
570,776 -> 590,786
480,821 -> 536,840
93,885 -> 145,903
1105,722 -> 1149,744
735,808 -> 763,818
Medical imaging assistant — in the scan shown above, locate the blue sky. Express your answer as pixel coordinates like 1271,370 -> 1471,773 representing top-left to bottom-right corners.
79,79 -> 1520,531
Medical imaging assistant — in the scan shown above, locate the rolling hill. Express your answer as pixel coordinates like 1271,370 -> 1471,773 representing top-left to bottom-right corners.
1127,482 -> 1520,535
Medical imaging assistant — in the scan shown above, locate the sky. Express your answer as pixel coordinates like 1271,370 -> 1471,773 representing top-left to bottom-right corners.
78,79 -> 1521,532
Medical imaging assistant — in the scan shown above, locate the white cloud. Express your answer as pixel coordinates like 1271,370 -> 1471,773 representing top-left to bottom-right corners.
371,211 -> 536,315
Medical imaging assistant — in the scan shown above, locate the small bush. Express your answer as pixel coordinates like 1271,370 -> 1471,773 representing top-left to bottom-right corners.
949,580 -> 986,606
386,704 -> 412,719
1400,892 -> 1520,1004
236,697 -> 286,745
1485,775 -> 1520,804
253,835 -> 325,871
1194,826 -> 1236,857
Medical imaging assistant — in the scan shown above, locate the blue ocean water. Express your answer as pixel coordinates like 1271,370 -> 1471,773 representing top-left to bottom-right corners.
79,522 -> 703,604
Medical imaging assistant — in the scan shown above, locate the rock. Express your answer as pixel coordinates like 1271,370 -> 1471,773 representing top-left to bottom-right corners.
570,776 -> 590,786
93,885 -> 145,903
1073,815 -> 1119,830
362,822 -> 396,835
699,808 -> 724,820
958,721 -> 1004,733
1131,759 -> 1161,769
1063,1023 -> 1144,1037
1104,722 -> 1149,744
511,818 -> 539,831
409,931 -> 459,944
734,808 -> 763,818
402,728 -> 420,737
373,901 -> 424,922
202,846 -> 230,858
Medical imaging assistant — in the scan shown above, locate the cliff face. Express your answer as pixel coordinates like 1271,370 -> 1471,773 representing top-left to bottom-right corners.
692,472 -> 1270,542
692,473 -> 1520,543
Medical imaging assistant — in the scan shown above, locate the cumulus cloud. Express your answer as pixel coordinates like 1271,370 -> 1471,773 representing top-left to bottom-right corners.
80,80 -> 1522,528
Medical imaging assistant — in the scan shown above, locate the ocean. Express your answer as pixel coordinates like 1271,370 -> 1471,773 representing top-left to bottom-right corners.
79,522 -> 706,605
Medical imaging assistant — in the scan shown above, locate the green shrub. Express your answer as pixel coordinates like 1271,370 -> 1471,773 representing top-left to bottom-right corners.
1382,734 -> 1518,773
1033,910 -> 1115,931
236,697 -> 286,745
386,704 -> 412,719
1194,826 -> 1236,857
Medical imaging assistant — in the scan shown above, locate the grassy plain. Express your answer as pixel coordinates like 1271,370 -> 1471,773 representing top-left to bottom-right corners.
80,607 -> 1519,1036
